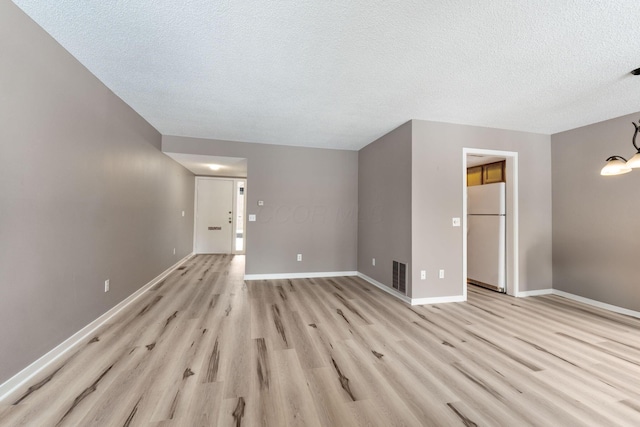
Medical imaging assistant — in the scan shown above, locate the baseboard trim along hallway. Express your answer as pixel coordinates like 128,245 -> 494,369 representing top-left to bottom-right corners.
515,288 -> 640,319
249,271 -> 640,314
249,271 -> 467,306
244,271 -> 358,280
357,273 -> 465,306
356,272 -> 412,304
552,289 -> 640,319
0,252 -> 195,402
516,289 -> 553,297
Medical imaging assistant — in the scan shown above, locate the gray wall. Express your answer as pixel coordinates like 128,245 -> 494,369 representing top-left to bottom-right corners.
0,2 -> 194,385
357,122 -> 413,293
162,136 -> 358,275
411,120 -> 553,299
551,112 -> 640,311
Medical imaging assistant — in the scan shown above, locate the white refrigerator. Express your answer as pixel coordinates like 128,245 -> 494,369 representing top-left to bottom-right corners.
467,182 -> 506,293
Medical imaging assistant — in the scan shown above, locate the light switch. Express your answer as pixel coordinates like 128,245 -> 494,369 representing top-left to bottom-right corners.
452,217 -> 461,227
249,214 -> 256,222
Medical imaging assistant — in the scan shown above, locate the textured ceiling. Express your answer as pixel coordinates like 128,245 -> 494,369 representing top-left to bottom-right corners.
13,0 -> 640,150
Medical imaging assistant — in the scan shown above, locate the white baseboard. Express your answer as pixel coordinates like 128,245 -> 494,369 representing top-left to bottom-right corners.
551,289 -> 640,319
244,271 -> 358,280
411,295 -> 466,305
357,273 -> 466,305
516,288 -> 553,297
356,273 -> 412,304
0,252 -> 195,402
246,271 -> 462,307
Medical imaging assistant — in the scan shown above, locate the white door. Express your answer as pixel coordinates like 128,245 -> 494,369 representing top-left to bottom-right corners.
195,178 -> 234,254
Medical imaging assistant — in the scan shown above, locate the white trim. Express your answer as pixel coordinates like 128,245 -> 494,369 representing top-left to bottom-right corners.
510,155 -> 520,297
462,148 -> 519,300
0,252 -> 194,402
234,179 -> 247,255
249,271 -> 466,307
245,271 -> 358,280
551,289 -> 640,319
410,295 -> 466,305
193,176 -> 198,254
357,273 -> 464,305
356,273 -> 412,304
462,151 -> 468,300
516,289 -> 553,297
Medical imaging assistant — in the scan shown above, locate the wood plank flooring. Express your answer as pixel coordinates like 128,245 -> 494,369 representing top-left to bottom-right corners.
2,254 -> 640,426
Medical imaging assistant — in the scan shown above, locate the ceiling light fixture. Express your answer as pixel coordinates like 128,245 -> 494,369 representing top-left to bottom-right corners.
208,164 -> 222,171
601,155 -> 632,176
600,120 -> 640,176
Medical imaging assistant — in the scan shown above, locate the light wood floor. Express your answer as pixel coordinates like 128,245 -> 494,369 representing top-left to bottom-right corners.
2,254 -> 640,426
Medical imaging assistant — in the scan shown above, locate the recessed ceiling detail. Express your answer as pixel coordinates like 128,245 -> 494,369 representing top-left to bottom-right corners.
13,1 -> 640,150
164,153 -> 247,177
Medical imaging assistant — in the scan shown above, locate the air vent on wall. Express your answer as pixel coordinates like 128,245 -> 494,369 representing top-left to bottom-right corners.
392,261 -> 407,295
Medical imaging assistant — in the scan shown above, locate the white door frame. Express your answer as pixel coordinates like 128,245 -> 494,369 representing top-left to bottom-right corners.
235,180 -> 247,255
193,177 -> 246,255
462,148 -> 519,298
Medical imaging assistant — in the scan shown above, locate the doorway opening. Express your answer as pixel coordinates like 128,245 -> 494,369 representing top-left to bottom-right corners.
462,148 -> 519,298
194,177 -> 247,255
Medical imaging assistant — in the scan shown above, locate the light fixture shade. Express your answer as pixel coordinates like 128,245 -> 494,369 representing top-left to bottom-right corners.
626,152 -> 640,168
601,157 -> 632,176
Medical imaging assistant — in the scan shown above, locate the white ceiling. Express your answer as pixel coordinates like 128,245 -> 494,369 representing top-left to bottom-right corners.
163,153 -> 247,177
13,0 -> 640,150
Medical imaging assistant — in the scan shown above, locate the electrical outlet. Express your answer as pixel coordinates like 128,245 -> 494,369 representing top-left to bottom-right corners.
439,269 -> 445,279
297,253 -> 302,262
173,248 -> 176,255
452,217 -> 461,227
104,279 -> 110,292
372,258 -> 376,266
258,200 -> 264,206
420,270 -> 426,280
